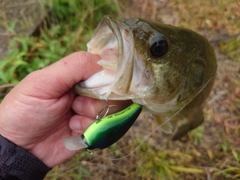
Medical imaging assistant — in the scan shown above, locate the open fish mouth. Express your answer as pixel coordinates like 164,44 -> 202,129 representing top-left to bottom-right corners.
75,16 -> 150,100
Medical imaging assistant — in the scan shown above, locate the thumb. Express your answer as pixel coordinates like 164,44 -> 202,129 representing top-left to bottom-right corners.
21,51 -> 102,98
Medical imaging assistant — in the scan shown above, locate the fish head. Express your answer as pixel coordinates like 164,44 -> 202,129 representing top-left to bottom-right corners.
76,16 -> 216,112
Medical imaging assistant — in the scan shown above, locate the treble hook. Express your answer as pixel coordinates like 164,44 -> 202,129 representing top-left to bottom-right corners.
96,102 -> 118,120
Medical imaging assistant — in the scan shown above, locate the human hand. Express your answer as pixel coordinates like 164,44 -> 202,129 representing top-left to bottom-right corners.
0,52 -> 131,167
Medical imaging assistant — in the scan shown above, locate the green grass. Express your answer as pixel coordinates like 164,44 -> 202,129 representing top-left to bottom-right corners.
0,0 -> 117,91
220,37 -> 240,61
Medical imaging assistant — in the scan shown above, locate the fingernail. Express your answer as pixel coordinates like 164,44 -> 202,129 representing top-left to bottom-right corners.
70,119 -> 81,131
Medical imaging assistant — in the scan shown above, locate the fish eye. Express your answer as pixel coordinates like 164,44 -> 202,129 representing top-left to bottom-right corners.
149,35 -> 168,57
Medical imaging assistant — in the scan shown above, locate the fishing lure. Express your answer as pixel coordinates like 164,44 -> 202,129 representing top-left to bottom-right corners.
63,103 -> 142,150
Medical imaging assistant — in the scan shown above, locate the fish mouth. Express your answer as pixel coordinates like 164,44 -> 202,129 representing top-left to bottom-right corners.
75,16 -> 139,100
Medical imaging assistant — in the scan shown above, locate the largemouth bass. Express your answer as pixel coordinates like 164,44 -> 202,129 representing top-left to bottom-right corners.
75,16 -> 217,140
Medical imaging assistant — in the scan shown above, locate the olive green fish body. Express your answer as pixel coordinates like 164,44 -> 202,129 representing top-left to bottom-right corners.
75,16 -> 217,140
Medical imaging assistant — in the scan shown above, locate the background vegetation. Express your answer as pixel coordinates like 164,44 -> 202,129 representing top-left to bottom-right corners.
0,0 -> 240,179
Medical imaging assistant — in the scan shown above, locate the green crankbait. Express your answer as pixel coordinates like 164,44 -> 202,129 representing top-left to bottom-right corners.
63,103 -> 142,150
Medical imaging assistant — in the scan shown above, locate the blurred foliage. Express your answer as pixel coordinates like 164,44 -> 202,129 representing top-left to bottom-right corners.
170,0 -> 240,62
0,0 -> 117,85
46,151 -> 92,180
220,36 -> 240,61
189,126 -> 204,145
130,140 -> 205,180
